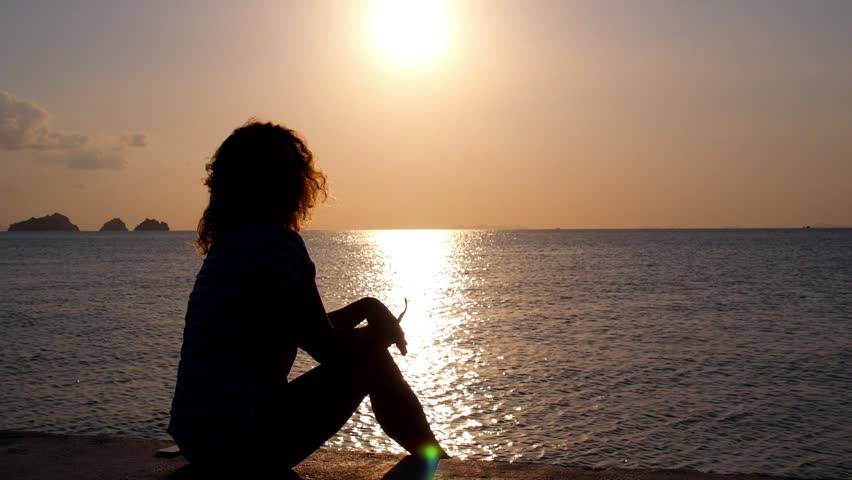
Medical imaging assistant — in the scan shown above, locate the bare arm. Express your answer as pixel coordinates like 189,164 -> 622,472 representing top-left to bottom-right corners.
332,297 -> 408,354
293,283 -> 401,363
327,298 -> 375,330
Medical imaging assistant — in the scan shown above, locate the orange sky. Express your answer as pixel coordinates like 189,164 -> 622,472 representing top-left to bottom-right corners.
1,1 -> 850,230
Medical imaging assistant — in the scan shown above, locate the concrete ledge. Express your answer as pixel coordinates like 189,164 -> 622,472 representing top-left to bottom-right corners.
0,430 -> 811,480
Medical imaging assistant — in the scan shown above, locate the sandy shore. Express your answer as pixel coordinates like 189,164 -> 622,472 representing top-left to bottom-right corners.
0,430 -> 816,480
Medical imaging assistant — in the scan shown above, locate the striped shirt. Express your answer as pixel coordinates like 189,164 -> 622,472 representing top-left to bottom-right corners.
167,224 -> 315,448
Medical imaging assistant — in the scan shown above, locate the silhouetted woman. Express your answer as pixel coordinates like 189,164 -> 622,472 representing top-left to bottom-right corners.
168,121 -> 448,471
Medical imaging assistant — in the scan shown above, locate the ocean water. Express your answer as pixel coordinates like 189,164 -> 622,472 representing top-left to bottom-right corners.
1,229 -> 851,479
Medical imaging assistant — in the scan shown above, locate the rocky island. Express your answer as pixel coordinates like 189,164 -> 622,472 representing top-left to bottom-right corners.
99,218 -> 129,232
8,213 -> 80,232
134,218 -> 169,231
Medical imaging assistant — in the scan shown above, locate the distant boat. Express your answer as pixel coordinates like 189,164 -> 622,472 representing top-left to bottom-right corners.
803,225 -> 811,229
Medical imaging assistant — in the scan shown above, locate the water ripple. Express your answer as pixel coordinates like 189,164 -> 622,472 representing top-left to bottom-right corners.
1,230 -> 851,478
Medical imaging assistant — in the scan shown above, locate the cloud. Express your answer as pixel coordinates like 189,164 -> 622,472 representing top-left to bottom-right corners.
0,91 -> 148,170
120,132 -> 149,148
39,148 -> 127,170
0,91 -> 89,150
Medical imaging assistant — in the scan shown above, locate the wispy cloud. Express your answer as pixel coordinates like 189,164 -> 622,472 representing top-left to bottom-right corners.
119,132 -> 149,148
0,91 -> 148,170
37,148 -> 128,170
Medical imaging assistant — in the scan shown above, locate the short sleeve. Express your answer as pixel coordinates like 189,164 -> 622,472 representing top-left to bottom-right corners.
265,228 -> 316,286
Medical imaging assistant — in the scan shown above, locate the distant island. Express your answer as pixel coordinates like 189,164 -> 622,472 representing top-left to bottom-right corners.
134,218 -> 169,231
100,218 -> 129,232
8,213 -> 80,232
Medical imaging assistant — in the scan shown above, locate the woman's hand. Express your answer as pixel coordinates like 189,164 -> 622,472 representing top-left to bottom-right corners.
363,297 -> 408,355
326,296 -> 408,355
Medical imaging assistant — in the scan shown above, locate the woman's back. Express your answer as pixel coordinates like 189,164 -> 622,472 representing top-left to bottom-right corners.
168,224 -> 314,449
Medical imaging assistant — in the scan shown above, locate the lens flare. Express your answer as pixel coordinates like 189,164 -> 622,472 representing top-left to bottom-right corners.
421,443 -> 440,460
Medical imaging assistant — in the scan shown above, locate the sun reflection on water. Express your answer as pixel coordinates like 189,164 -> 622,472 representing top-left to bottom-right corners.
371,229 -> 455,349
325,230 -> 485,459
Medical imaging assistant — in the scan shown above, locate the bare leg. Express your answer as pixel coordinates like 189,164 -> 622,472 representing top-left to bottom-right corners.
365,348 -> 447,458
277,343 -> 447,467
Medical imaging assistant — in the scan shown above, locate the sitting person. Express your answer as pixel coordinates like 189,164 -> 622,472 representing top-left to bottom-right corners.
167,120 -> 448,471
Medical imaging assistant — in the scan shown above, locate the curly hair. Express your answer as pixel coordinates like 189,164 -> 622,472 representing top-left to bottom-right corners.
196,120 -> 327,254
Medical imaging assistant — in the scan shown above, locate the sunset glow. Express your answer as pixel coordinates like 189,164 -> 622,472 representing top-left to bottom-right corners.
1,1 -> 850,230
369,0 -> 451,67
3,2 -> 852,478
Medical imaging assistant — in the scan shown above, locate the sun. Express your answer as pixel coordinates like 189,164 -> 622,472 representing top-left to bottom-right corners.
369,0 -> 452,67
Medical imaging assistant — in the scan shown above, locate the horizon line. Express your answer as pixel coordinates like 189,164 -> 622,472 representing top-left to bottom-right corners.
4,226 -> 852,233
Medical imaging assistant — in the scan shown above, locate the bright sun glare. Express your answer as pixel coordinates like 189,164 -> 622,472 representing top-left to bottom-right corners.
369,0 -> 451,67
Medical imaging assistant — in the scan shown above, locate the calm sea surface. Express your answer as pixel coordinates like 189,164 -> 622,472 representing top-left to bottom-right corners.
1,230 -> 851,478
